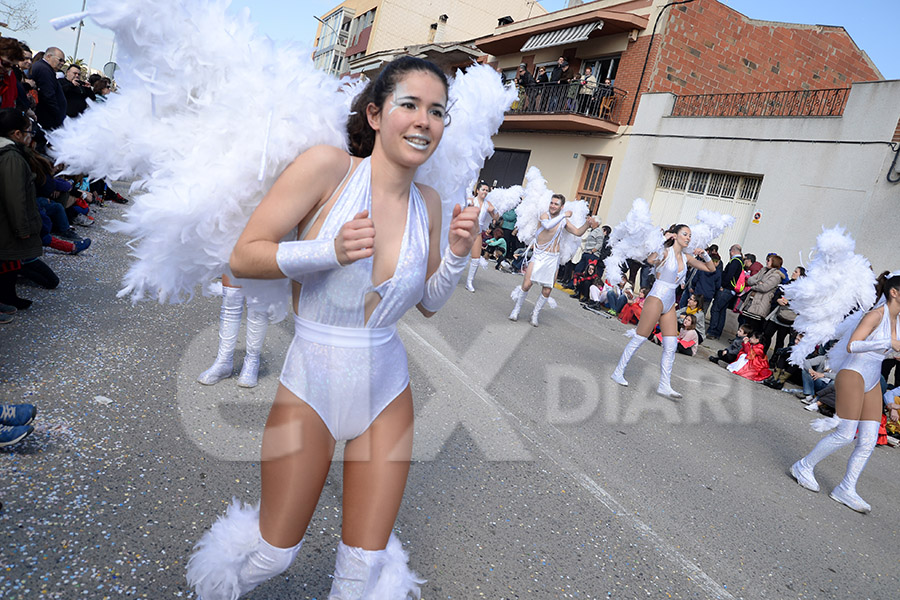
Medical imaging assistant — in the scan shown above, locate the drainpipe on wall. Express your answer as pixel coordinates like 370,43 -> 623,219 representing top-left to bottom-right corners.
626,0 -> 696,125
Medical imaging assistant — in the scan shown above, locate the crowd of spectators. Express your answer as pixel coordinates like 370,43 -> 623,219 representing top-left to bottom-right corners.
510,56 -> 618,119
1,37 -> 124,447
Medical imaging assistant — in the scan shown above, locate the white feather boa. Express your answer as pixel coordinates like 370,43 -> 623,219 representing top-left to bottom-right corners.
603,198 -> 665,284
783,226 -> 876,366
688,209 -> 735,253
48,0 -> 514,314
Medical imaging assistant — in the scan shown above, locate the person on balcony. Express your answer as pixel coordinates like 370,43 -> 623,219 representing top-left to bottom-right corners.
514,63 -> 536,112
578,66 -> 597,115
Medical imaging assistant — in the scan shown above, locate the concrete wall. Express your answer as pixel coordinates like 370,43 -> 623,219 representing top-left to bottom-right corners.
369,0 -> 545,54
607,80 -> 900,273
490,132 -> 632,223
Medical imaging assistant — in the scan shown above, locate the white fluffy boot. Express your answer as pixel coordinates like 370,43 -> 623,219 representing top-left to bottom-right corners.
198,286 -> 244,385
791,417 -> 859,495
509,286 -> 527,321
531,295 -> 548,327
610,331 -> 645,387
237,307 -> 269,388
830,419 -> 878,513
328,533 -> 425,600
657,336 -> 683,399
186,499 -> 303,600
465,260 -> 478,292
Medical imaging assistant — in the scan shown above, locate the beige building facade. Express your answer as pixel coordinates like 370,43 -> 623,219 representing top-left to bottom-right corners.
314,0 -> 546,77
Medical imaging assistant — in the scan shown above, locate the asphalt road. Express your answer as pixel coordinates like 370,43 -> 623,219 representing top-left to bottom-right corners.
1,200 -> 898,599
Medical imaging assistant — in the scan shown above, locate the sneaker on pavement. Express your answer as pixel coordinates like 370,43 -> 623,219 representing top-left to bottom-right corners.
71,238 -> 91,255
0,424 -> 34,447
73,214 -> 94,227
0,303 -> 15,315
0,404 -> 37,426
0,312 -> 11,324
804,401 -> 820,412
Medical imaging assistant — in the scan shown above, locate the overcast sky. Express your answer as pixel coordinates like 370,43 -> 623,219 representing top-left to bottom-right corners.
16,1 -> 899,79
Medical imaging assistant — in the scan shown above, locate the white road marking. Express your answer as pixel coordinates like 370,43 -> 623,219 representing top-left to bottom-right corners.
402,322 -> 736,600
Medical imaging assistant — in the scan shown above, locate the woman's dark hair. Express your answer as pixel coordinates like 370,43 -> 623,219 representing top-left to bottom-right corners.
682,314 -> 696,330
477,181 -> 490,191
23,146 -> 54,186
0,37 -> 25,62
794,266 -> 806,277
875,271 -> 900,303
0,108 -> 30,138
663,223 -> 689,248
768,254 -> 783,270
347,56 -> 449,158
93,78 -> 111,94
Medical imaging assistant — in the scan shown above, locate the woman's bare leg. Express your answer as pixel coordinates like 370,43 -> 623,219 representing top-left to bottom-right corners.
259,384 -> 336,547
612,296 -> 663,386
635,296 -> 663,338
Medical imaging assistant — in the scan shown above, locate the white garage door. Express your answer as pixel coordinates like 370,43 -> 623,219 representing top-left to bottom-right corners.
650,168 -> 761,251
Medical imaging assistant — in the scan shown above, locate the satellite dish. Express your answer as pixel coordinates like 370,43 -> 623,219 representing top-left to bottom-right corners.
103,61 -> 118,79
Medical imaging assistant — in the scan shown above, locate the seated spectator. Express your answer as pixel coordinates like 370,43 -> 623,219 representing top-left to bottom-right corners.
709,324 -> 751,365
572,261 -> 599,301
726,330 -> 772,381
657,313 -> 699,355
676,293 -> 706,340
794,350 -> 834,403
482,227 -> 507,265
618,287 -> 647,325
760,337 -> 805,389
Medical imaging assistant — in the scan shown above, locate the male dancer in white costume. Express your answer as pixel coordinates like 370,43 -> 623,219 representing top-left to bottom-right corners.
509,193 -> 598,326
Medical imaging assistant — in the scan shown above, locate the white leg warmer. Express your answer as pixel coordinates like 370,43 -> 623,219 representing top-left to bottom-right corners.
198,286 -> 243,385
531,295 -> 547,327
657,336 -> 683,399
237,307 -> 269,388
509,286 -> 527,321
328,533 -> 425,600
793,417 -> 859,495
611,332 -> 645,386
831,419 -> 878,513
186,499 -> 302,600
465,260 -> 478,292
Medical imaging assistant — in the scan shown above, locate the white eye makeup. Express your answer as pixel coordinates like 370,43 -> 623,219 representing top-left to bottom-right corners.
388,83 -> 450,124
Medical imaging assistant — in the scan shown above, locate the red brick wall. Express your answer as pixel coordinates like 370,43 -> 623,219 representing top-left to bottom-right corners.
613,34 -> 662,125
649,0 -> 882,97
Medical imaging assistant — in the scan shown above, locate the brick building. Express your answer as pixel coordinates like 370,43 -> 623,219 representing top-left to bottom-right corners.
473,0 -> 884,211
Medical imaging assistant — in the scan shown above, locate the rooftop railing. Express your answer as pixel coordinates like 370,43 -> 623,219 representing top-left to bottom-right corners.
670,87 -> 850,118
507,82 -> 628,125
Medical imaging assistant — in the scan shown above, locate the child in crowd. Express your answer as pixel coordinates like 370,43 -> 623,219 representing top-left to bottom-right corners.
727,330 -> 772,381
656,312 -> 699,355
618,287 -> 647,324
676,293 -> 706,340
482,227 -> 507,264
709,324 -> 750,365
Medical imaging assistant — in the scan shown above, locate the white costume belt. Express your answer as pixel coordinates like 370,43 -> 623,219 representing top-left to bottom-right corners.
293,315 -> 397,348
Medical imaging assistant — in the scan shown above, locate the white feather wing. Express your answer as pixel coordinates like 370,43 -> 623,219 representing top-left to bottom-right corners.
784,226 -> 877,365
603,198 -> 664,283
515,166 -> 552,245
688,209 -> 735,252
49,0 -> 349,314
557,200 -> 589,264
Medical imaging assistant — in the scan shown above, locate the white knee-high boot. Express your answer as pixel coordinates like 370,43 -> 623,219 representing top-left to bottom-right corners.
657,336 -> 682,399
198,286 -> 244,385
610,331 -> 645,386
791,417 -> 859,493
187,499 -> 303,600
237,307 -> 269,388
465,260 -> 478,292
830,419 -> 878,513
509,286 -> 527,321
531,295 -> 548,326
328,533 -> 425,600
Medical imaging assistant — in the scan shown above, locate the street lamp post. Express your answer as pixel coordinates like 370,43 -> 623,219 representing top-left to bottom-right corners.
73,0 -> 87,60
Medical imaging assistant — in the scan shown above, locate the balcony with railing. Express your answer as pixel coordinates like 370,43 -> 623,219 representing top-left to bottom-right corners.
502,83 -> 627,134
670,87 -> 850,118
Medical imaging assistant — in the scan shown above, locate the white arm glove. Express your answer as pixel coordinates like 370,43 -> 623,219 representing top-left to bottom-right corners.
420,246 -> 469,312
275,239 -> 341,281
848,338 -> 892,354
539,214 -> 566,230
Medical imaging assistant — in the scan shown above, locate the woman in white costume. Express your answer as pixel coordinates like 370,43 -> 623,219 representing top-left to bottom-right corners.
464,181 -> 499,292
791,271 -> 900,513
197,275 -> 270,388
610,224 -> 715,398
186,57 -> 480,599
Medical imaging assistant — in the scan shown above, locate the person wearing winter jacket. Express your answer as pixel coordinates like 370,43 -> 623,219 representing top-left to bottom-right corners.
739,254 -> 785,333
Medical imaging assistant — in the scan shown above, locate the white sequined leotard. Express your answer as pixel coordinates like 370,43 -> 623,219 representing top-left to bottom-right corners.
279,157 -> 430,441
647,246 -> 687,313
833,304 -> 899,392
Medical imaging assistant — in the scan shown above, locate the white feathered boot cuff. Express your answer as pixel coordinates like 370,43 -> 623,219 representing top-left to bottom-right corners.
186,499 -> 302,600
328,533 -> 425,600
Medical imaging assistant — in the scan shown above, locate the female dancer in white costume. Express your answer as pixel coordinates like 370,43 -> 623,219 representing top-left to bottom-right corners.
610,224 -> 715,398
186,57 -> 480,599
464,181 -> 499,292
791,271 -> 900,513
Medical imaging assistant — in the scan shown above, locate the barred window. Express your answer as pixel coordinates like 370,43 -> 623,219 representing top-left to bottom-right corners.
739,177 -> 762,200
688,171 -> 709,194
657,168 -> 690,190
657,167 -> 760,201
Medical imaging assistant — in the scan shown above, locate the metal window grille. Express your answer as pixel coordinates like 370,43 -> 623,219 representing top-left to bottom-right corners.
688,171 -> 709,194
739,177 -> 762,200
